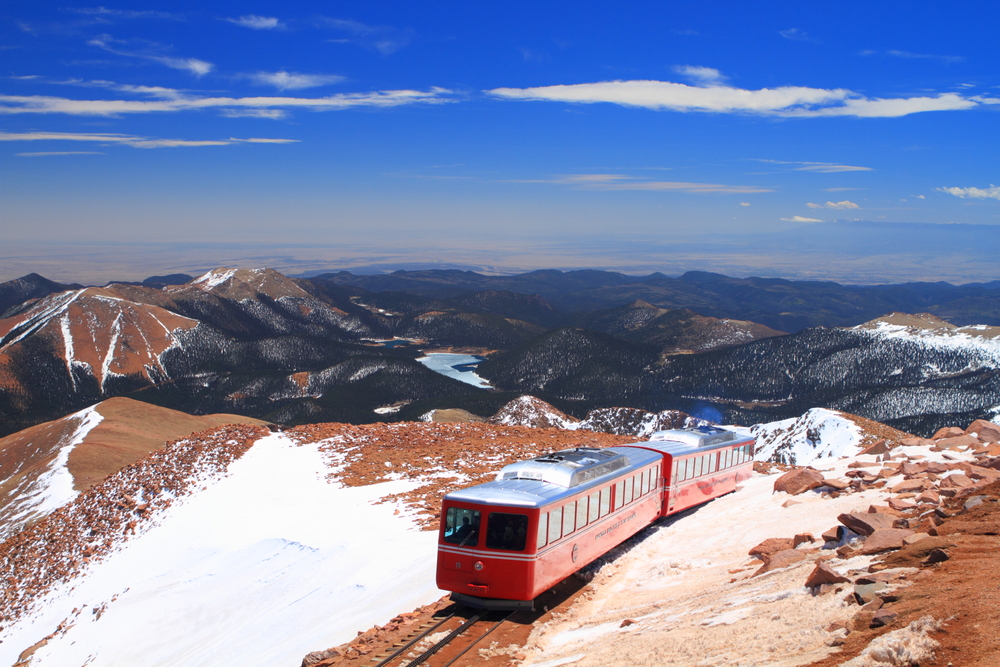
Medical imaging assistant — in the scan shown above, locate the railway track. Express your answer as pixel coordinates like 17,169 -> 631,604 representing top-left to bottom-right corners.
368,608 -> 515,667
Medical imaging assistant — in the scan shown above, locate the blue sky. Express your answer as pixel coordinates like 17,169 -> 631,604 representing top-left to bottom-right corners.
2,1 -> 999,282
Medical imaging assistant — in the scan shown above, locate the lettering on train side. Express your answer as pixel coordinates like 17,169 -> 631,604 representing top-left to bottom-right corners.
594,511 -> 637,541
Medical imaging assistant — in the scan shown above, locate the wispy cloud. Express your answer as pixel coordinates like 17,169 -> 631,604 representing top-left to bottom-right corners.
937,184 -> 1000,200
887,50 -> 964,64
779,28 -> 812,42
510,173 -> 772,194
17,151 -> 104,156
806,200 -> 860,209
824,187 -> 864,191
487,70 -> 991,118
249,71 -> 345,90
0,88 -> 453,116
0,130 -> 298,149
319,17 -> 413,55
759,159 -> 872,173
781,215 -> 823,222
226,15 -> 284,30
88,35 -> 213,76
739,202 -> 751,207
673,65 -> 725,85
66,7 -> 180,20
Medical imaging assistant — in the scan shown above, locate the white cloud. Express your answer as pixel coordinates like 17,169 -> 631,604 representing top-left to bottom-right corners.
673,65 -> 725,85
806,200 -> 860,209
67,7 -> 180,20
0,130 -> 298,149
250,71 -> 345,90
511,174 -> 772,194
319,17 -> 412,55
17,151 -> 103,156
739,202 -> 751,207
915,194 -> 926,199
486,73 -> 991,118
226,15 -> 284,30
886,50 -> 963,64
0,88 -> 453,116
88,35 -> 213,76
758,160 -> 872,173
781,215 -> 823,222
779,28 -> 811,41
937,185 -> 1000,200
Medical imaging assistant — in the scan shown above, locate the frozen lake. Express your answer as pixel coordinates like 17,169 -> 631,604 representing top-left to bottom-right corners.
416,353 -> 493,388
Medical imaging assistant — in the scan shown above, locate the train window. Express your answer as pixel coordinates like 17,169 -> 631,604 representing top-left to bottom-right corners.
600,488 -> 611,517
693,457 -> 702,478
654,465 -> 660,484
615,483 -> 625,509
486,513 -> 528,551
707,454 -> 716,474
563,501 -> 577,535
588,491 -> 600,523
444,507 -> 481,547
625,476 -> 634,503
537,513 -> 548,549
549,507 -> 563,542
671,460 -> 678,483
640,470 -> 649,495
679,460 -> 688,482
723,449 -> 730,469
576,498 -> 588,527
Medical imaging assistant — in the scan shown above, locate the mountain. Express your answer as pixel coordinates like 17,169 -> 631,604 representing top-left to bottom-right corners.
0,273 -> 81,319
0,397 -> 267,541
574,300 -> 784,354
0,268 -> 486,437
313,267 -> 1000,332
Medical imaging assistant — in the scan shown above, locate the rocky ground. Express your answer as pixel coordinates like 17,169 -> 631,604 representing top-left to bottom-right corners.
303,418 -> 1000,667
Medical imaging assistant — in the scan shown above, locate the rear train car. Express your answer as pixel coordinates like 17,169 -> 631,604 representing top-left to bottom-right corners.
436,426 -> 754,609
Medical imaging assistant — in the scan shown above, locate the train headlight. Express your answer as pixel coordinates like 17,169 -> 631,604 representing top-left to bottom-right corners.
474,561 -> 484,571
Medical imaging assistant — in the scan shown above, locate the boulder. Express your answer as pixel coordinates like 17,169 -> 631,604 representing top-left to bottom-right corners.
859,439 -> 890,456
924,548 -> 950,564
900,437 -> 933,447
939,473 -> 974,489
966,419 -> 1000,443
773,468 -> 824,495
822,526 -> 844,543
890,479 -> 927,493
793,533 -> 816,547
899,462 -> 927,476
854,582 -> 886,605
961,464 -> 1000,481
822,478 -> 851,491
932,427 -> 965,440
805,561 -> 850,588
887,498 -> 917,511
870,608 -> 898,628
936,435 -> 979,450
838,511 -> 896,536
923,461 -> 951,474
748,538 -> 795,559
857,528 -> 916,554
903,532 -> 931,546
752,549 -> 807,576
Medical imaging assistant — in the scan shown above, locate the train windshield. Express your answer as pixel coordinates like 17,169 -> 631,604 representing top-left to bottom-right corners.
443,507 -> 480,547
486,512 -> 528,551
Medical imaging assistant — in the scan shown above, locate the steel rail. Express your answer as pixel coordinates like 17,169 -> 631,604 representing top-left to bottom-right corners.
399,612 -> 483,667
439,611 -> 515,667
372,612 -> 457,667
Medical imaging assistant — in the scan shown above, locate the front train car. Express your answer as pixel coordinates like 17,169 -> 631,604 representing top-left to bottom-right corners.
436,445 -> 663,609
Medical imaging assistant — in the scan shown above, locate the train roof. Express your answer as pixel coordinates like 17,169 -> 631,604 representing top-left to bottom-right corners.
442,427 -> 753,509
444,445 -> 662,509
625,426 -> 754,456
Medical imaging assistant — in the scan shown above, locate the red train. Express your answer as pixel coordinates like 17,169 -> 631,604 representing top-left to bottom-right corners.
436,426 -> 755,609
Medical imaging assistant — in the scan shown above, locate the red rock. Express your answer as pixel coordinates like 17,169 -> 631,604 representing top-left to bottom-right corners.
822,526 -> 843,542
805,561 -> 850,588
870,608 -> 898,628
838,511 -> 896,536
923,461 -> 951,474
966,419 -> 1000,443
890,479 -> 927,493
887,498 -> 917,511
858,528 -> 915,554
915,490 -> 940,504
773,468 -> 824,495
899,462 -> 928,476
752,549 -> 807,576
822,478 -> 851,491
936,435 -> 979,450
900,437 -> 933,447
939,473 -> 974,489
859,439 -> 891,456
932,427 -> 965,440
904,533 -> 931,546
748,538 -> 795,559
782,499 -> 801,508
960,464 -> 1000,481
793,533 -> 816,547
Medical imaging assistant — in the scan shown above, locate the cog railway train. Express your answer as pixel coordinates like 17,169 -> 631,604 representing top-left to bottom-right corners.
436,426 -> 755,609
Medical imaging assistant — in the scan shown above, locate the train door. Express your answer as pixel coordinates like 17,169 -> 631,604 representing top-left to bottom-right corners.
666,455 -> 677,514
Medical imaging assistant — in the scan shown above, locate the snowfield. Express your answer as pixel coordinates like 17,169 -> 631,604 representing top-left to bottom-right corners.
0,434 -> 444,667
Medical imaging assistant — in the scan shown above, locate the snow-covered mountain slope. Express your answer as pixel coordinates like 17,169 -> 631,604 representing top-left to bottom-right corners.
0,398 -> 268,541
749,407 -> 912,466
0,406 -> 102,543
0,422 -> 634,667
489,395 -> 579,429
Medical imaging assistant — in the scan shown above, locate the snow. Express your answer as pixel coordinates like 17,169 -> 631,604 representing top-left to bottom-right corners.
750,408 -> 866,466
416,352 -> 493,388
0,433 -> 444,667
192,268 -> 238,290
0,406 -> 103,542
859,320 -> 1000,366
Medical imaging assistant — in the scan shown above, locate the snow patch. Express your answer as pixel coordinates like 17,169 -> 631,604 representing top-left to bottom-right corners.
416,353 -> 492,388
192,268 -> 238,290
752,408 -> 865,466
